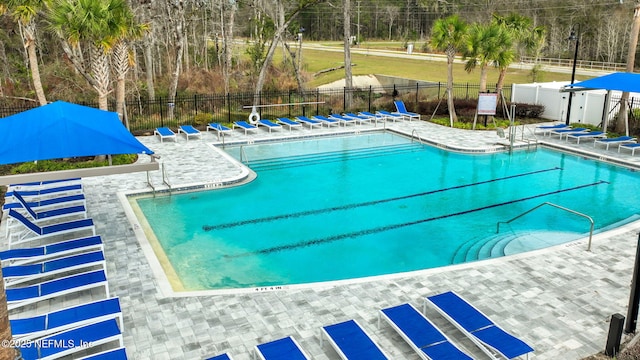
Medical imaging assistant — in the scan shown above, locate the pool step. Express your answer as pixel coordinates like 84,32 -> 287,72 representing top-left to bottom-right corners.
246,143 -> 424,171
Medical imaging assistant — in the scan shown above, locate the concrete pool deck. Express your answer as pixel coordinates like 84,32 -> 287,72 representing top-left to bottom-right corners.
4,120 -> 640,359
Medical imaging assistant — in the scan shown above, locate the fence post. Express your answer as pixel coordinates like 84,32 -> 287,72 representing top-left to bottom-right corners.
316,89 -> 320,115
368,85 -> 372,112
288,90 -> 292,117
466,83 -> 470,99
159,96 -> 164,127
415,82 -> 419,105
227,93 -> 231,123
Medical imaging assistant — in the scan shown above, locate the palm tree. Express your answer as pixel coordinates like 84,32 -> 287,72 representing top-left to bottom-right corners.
4,0 -> 47,106
46,0 -> 125,111
430,15 -> 468,127
464,23 -> 511,93
492,13 -> 546,101
616,3 -> 640,135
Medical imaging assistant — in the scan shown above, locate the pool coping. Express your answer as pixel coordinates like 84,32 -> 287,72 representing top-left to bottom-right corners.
120,129 -> 640,297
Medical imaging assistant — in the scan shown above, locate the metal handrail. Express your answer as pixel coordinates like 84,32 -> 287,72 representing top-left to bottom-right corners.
240,145 -> 249,164
162,163 -> 172,193
410,129 -> 426,145
146,171 -> 156,197
496,202 -> 594,251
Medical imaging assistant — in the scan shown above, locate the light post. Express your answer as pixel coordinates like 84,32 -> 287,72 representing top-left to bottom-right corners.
566,25 -> 580,125
297,27 -> 305,71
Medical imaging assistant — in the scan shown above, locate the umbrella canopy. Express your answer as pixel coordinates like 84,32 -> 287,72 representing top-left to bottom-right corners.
567,72 -> 640,93
0,101 -> 153,165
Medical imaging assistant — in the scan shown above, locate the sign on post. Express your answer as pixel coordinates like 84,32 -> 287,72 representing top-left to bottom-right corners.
477,93 -> 498,115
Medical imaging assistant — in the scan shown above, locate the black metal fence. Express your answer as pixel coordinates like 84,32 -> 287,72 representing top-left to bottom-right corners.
0,81 -> 512,134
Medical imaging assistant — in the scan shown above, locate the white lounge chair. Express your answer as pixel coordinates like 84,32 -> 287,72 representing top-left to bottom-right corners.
296,116 -> 323,129
312,115 -> 341,127
18,318 -> 123,360
565,131 -> 606,144
379,303 -> 472,360
7,209 -> 95,248
0,235 -> 103,266
619,142 -> 640,155
276,117 -> 303,131
233,121 -> 258,134
394,100 -> 421,121
178,125 -> 202,140
207,123 -> 233,139
7,269 -> 109,311
375,110 -> 404,122
321,319 -> 388,359
257,119 -> 283,133
154,127 -> 177,142
3,250 -> 106,287
426,291 -> 534,360
254,336 -> 309,360
594,136 -> 636,150
11,297 -> 122,341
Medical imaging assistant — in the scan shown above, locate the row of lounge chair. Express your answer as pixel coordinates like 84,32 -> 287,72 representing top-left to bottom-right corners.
535,123 -> 640,155
206,291 -> 533,360
154,100 -> 421,141
1,179 -> 128,360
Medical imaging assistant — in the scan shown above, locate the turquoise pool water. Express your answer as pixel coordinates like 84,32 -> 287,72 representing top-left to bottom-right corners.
136,132 -> 640,290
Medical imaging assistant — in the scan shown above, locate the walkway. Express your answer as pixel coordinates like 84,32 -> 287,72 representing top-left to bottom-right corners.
4,120 -> 640,359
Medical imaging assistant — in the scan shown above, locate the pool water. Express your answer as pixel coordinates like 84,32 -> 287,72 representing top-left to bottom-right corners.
136,132 -> 640,290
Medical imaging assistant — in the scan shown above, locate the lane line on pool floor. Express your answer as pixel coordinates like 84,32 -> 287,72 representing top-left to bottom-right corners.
203,167 -> 562,231
224,180 -> 609,258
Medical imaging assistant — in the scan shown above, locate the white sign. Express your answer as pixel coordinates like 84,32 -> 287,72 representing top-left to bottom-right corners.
477,93 -> 498,115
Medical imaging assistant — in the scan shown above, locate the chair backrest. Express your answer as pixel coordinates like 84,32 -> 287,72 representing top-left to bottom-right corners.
12,192 -> 38,219
427,291 -> 493,332
40,269 -> 107,297
181,125 -> 199,133
394,100 -> 408,112
8,209 -> 42,235
48,297 -> 121,329
323,320 -> 387,360
381,303 -> 446,348
297,116 -> 316,123
157,127 -> 174,135
256,336 -> 308,360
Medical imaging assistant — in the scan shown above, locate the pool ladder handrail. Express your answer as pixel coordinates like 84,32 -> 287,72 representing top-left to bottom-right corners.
162,162 -> 172,193
410,130 -> 426,145
146,170 -> 156,197
496,201 -> 594,251
240,145 -> 250,165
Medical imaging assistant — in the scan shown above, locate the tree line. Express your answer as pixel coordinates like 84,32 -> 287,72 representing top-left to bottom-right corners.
0,0 -> 638,123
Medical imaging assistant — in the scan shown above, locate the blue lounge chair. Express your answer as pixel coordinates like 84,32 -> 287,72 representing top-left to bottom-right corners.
594,136 -> 636,150
295,116 -> 323,129
3,250 -> 106,287
534,123 -> 570,135
207,123 -> 233,139
6,181 -> 83,199
18,318 -> 123,360
3,193 -> 86,212
394,100 -> 420,121
11,178 -> 81,188
178,125 -> 202,141
619,142 -> 640,155
258,119 -> 283,133
321,319 -> 388,360
375,110 -> 404,122
206,353 -> 234,360
379,303 -> 473,360
0,235 -> 103,266
233,121 -> 258,135
549,127 -> 588,140
11,297 -> 122,341
7,269 -> 109,311
312,115 -> 341,127
254,336 -> 309,360
155,127 -> 177,142
565,131 -> 606,144
276,118 -> 303,131
328,114 -> 358,126
7,209 -> 95,248
78,347 -> 128,360
344,113 -> 373,125
426,291 -> 534,360
359,111 -> 386,122
11,191 -> 87,222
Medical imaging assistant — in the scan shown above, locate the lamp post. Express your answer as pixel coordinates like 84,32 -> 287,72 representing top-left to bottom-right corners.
566,25 -> 580,125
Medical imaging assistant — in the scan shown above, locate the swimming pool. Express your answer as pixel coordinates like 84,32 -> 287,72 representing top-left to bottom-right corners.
134,132 -> 640,291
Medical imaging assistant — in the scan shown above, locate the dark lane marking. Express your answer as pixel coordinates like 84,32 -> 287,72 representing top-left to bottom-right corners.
203,167 -> 562,231
225,180 -> 608,258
